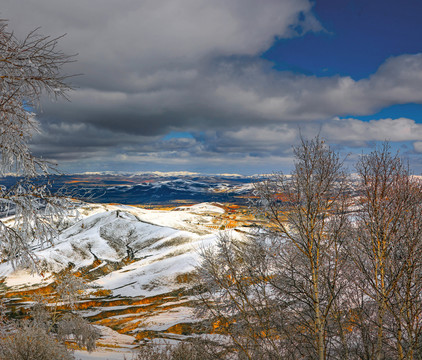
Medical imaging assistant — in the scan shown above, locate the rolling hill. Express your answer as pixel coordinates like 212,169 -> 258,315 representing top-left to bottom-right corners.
0,202 -> 252,358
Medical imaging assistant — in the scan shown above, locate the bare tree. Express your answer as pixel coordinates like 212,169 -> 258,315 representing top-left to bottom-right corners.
195,137 -> 352,359
193,139 -> 422,360
196,233 -> 285,359
0,19 -> 74,267
351,144 -> 422,360
387,179 -> 422,360
255,137 -> 351,360
136,340 -> 218,360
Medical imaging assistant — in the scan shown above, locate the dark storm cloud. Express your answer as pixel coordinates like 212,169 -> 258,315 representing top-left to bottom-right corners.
39,54 -> 422,138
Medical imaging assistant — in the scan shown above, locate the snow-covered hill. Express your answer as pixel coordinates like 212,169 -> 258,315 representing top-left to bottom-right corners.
0,202 -> 250,357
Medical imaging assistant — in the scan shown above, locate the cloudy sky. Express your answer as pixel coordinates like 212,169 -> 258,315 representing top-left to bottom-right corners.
3,0 -> 422,174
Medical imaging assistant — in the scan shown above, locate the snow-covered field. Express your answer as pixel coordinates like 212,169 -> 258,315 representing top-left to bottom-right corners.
75,349 -> 134,360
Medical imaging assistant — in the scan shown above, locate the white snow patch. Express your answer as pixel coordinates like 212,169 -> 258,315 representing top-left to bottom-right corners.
142,306 -> 198,331
173,203 -> 225,214
0,268 -> 53,289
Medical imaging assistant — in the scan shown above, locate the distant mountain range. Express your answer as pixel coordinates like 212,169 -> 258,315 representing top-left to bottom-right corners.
0,173 -> 260,205
79,178 -> 255,205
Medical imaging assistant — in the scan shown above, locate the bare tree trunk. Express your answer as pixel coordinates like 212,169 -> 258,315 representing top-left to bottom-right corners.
312,272 -> 325,360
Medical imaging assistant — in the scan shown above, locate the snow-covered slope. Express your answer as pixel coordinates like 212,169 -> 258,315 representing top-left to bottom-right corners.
0,202 -> 236,287
0,202 -> 249,354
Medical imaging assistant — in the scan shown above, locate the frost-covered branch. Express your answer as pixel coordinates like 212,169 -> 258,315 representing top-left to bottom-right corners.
0,19 -> 75,267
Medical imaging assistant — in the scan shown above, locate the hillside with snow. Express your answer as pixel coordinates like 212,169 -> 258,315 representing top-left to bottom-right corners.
0,202 -> 252,358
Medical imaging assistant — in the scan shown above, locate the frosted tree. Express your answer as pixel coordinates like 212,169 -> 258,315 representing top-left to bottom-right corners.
0,19 -> 74,267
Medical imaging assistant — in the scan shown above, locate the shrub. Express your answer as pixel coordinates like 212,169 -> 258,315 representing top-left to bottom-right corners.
0,325 -> 74,360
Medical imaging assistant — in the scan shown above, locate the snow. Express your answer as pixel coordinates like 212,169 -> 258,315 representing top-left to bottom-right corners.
74,326 -> 137,359
95,325 -> 136,347
141,306 -> 198,331
0,203 -> 247,291
0,202 -> 246,296
1,269 -> 49,288
74,349 -> 134,360
93,232 -> 220,297
173,202 -> 225,214
0,203 -> 249,359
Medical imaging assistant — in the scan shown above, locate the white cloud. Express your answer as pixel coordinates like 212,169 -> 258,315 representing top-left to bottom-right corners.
413,142 -> 422,153
205,54 -> 422,122
322,117 -> 422,143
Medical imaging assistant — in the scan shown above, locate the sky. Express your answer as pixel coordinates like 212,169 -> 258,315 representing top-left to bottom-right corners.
2,0 -> 422,175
